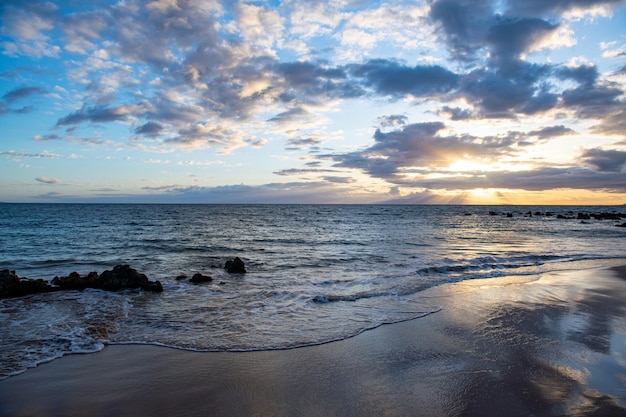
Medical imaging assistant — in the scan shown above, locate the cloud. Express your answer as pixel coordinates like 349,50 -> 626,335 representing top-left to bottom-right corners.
35,176 -> 62,184
1,150 -> 66,159
136,181 -> 375,204
0,2 -> 61,58
2,86 -> 47,103
579,148 -> 626,172
528,125 -> 575,140
413,167 -> 626,192
0,86 -> 47,116
135,121 -> 164,136
331,121 -> 518,182
505,0 -> 626,18
56,104 -> 143,126
590,108 -> 626,136
348,59 -> 459,98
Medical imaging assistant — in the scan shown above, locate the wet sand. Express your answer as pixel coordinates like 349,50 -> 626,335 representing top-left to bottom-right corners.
1,266 -> 626,417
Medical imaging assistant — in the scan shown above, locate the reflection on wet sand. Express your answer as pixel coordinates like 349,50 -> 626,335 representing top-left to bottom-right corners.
439,268 -> 626,416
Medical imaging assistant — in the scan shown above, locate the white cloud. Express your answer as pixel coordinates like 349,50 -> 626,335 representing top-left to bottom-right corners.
36,176 -> 62,184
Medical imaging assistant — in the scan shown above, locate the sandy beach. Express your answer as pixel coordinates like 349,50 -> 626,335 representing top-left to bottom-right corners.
1,265 -> 625,417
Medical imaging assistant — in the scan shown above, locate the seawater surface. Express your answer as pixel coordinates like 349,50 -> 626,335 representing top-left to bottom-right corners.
1,204 -> 625,378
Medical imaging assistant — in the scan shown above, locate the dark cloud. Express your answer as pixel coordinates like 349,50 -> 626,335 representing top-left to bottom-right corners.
429,0 -> 493,61
487,16 -> 559,61
457,63 -> 555,117
528,125 -> 575,139
348,59 -> 459,97
268,107 -> 309,123
590,109 -> 626,136
56,105 -> 139,126
2,86 -> 47,103
561,84 -> 623,118
322,176 -> 355,184
135,121 -> 163,136
276,61 -> 356,99
377,114 -> 408,129
34,133 -> 61,141
580,148 -> 626,172
557,63 -> 599,87
438,106 -> 474,120
0,86 -> 46,116
286,136 -> 324,147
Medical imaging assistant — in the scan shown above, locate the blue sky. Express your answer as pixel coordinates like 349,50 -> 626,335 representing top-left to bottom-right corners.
1,0 -> 625,204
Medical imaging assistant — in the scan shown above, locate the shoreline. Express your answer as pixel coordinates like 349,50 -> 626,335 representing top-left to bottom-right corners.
1,265 -> 626,416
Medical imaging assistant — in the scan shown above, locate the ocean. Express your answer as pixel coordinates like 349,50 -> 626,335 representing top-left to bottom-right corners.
1,203 -> 625,379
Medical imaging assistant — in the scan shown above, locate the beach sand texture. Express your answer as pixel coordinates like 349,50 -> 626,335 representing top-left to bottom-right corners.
1,266 -> 625,417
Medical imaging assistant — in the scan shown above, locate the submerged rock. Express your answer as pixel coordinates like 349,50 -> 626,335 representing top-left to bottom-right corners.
225,257 -> 246,273
190,273 -> 213,283
0,269 -> 55,299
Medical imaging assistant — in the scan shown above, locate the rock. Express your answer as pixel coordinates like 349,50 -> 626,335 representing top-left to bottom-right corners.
175,275 -> 188,281
1,266 -> 162,299
190,273 -> 213,283
225,257 -> 246,273
52,271 -> 98,290
616,222 -> 626,228
0,269 -> 54,299
577,213 -> 591,220
97,265 -> 161,292
489,211 -> 498,216
592,212 -> 626,221
506,213 -> 513,218
143,280 -> 164,292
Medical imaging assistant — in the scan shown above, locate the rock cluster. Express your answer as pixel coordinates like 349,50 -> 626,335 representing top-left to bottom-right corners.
52,265 -> 163,293
0,265 -> 163,299
2,257 -> 248,298
488,210 -> 626,223
0,269 -> 54,299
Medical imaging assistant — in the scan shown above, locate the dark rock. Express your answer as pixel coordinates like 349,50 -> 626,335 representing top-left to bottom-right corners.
489,211 -> 498,216
225,257 -> 246,273
52,271 -> 98,290
190,273 -> 213,283
143,280 -> 163,292
577,213 -> 591,220
1,266 -> 162,299
534,212 -> 542,216
506,213 -> 513,218
616,222 -> 626,228
175,275 -> 188,281
97,265 -> 161,292
592,212 -> 626,221
0,269 -> 54,299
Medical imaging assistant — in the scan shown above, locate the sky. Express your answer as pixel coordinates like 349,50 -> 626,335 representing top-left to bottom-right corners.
1,0 -> 625,204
